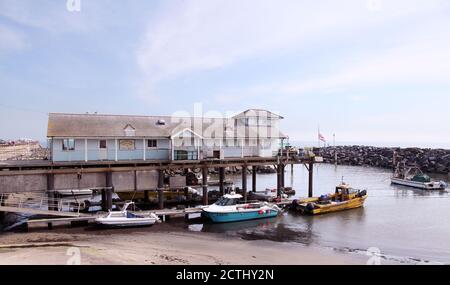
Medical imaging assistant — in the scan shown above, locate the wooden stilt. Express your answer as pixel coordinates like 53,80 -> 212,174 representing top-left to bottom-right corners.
219,167 -> 225,195
252,166 -> 257,192
47,174 -> 56,211
105,172 -> 113,211
158,169 -> 164,209
242,166 -> 247,201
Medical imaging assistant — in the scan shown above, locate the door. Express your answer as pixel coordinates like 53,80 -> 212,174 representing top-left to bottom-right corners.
213,150 -> 220,159
99,140 -> 107,160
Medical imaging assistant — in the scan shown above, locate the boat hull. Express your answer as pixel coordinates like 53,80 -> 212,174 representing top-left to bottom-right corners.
95,217 -> 157,227
391,178 -> 445,190
203,209 -> 278,223
294,195 -> 367,215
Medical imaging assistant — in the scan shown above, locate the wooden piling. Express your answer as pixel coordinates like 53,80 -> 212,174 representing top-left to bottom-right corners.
202,167 -> 208,205
242,166 -> 247,201
101,189 -> 107,211
158,169 -> 164,209
308,161 -> 314,198
219,167 -> 225,195
105,172 -> 113,211
252,166 -> 257,192
276,164 -> 282,197
47,173 -> 56,211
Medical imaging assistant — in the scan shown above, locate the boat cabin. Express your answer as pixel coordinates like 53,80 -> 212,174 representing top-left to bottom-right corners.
214,194 -> 243,206
334,184 -> 359,202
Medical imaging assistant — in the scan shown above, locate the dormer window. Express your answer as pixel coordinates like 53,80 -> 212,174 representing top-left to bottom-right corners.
123,124 -> 136,137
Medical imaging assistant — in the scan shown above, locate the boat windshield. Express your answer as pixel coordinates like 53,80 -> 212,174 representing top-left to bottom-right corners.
215,197 -> 238,206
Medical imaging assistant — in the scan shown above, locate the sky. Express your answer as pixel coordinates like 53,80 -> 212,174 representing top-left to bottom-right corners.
1,0 -> 450,147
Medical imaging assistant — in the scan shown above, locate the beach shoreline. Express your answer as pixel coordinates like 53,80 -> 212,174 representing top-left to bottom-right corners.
0,221 -> 378,265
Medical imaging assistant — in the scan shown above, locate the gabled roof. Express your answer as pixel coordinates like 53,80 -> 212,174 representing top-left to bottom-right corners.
232,109 -> 284,119
47,112 -> 286,139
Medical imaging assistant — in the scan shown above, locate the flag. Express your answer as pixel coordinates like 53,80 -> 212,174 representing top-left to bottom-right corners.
318,133 -> 326,142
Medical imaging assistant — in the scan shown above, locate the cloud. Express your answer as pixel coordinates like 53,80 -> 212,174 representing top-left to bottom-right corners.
0,0 -> 122,34
135,0 -> 446,99
212,13 -> 450,103
0,24 -> 27,53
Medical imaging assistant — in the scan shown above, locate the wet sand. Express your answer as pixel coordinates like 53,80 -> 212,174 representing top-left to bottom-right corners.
0,221 -> 378,265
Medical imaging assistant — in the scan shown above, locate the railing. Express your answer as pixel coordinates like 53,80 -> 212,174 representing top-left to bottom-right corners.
53,148 -> 170,162
0,192 -> 85,216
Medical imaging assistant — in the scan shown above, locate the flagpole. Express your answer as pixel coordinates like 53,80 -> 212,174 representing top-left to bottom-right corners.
318,125 -> 320,149
334,133 -> 337,168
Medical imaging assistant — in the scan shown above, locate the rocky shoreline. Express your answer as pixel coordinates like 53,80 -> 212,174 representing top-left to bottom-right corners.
316,146 -> 450,175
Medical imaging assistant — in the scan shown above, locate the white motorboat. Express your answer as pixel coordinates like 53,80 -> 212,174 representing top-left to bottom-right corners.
95,202 -> 160,227
391,164 -> 447,190
202,193 -> 281,223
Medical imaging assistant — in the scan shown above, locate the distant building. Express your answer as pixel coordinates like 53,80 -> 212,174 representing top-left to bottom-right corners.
47,109 -> 287,162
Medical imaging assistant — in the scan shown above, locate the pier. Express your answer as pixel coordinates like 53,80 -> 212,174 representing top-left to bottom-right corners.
0,154 -> 321,226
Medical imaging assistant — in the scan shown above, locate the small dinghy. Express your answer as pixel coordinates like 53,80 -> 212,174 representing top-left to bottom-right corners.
391,164 -> 447,190
95,202 -> 159,227
202,193 -> 281,223
291,183 -> 368,215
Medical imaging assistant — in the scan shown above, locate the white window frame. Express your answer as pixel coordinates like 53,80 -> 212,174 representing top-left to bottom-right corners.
62,139 -> 75,151
147,139 -> 158,149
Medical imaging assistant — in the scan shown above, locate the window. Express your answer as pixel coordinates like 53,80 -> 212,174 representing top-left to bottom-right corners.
174,150 -> 198,161
119,139 -> 135,150
62,139 -> 75,151
99,140 -> 107,149
147,139 -> 157,148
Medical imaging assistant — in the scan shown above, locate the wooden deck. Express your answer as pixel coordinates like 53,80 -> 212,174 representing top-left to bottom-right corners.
0,206 -> 88,217
0,155 -> 310,174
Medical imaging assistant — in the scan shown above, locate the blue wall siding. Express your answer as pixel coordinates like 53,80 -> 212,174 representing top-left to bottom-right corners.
146,149 -> 170,160
51,138 -> 171,162
52,139 -> 86,162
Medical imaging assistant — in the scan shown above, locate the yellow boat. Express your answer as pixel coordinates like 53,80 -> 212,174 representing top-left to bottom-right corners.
291,184 -> 368,215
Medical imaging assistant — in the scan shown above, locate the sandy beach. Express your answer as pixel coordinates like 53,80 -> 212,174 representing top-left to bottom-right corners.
0,221 -> 375,265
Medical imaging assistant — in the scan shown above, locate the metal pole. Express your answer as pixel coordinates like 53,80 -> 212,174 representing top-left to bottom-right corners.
334,133 -> 337,168
202,167 -> 208,205
277,164 -> 282,197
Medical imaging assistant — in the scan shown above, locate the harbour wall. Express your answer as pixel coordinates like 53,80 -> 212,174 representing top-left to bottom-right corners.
317,146 -> 450,174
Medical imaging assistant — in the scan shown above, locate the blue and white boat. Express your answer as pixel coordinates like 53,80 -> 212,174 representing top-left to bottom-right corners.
202,193 -> 281,223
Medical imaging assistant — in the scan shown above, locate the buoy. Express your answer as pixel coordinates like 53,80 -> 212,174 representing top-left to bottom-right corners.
258,210 -> 264,215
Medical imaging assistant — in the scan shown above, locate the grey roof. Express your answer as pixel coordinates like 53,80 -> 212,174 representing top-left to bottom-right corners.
47,112 -> 286,139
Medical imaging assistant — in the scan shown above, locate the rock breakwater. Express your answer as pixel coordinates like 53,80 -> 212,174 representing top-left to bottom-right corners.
317,146 -> 450,174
